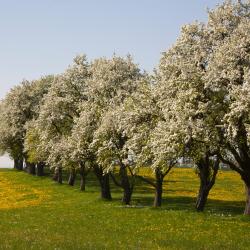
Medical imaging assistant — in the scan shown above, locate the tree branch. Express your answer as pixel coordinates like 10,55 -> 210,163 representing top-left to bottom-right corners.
136,175 -> 156,188
163,166 -> 173,178
110,173 -> 122,187
226,143 -> 243,166
218,154 -> 244,175
127,166 -> 135,176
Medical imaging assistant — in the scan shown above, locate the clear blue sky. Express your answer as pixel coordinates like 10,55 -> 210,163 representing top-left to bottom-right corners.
0,0 -> 223,167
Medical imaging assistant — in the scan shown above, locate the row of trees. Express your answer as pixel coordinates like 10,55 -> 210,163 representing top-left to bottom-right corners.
0,1 -> 250,214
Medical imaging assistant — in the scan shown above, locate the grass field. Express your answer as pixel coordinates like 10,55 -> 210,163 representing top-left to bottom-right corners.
0,167 -> 249,250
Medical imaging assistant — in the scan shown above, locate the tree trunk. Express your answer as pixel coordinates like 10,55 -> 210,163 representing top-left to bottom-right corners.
93,165 -> 112,200
244,183 -> 250,215
120,165 -> 133,205
240,171 -> 250,215
14,158 -> 18,169
26,161 -> 36,175
196,186 -> 209,212
154,170 -> 163,207
37,162 -> 45,176
195,155 -> 219,212
19,159 -> 23,171
52,167 -> 63,184
14,158 -> 23,171
52,168 -> 58,181
57,167 -> 63,184
79,163 -> 86,191
68,168 -> 76,186
122,186 -> 132,205
101,174 -> 112,200
80,174 -> 86,191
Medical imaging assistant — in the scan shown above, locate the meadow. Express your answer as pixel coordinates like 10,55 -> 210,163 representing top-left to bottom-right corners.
0,167 -> 249,250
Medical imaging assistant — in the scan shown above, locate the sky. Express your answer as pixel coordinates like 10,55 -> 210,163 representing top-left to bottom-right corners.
0,0 -> 224,167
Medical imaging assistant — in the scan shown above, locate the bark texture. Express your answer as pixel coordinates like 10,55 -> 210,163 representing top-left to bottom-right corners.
79,163 -> 87,191
52,168 -> 58,181
153,169 -> 164,207
218,118 -> 250,215
196,154 -> 219,212
57,167 -> 63,184
68,168 -> 76,186
14,158 -> 23,171
244,184 -> 250,215
26,161 -> 36,175
94,165 -> 112,200
37,162 -> 45,176
241,173 -> 250,215
119,164 -> 133,205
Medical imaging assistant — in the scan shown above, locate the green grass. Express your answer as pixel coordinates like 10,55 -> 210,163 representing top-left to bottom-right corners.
0,167 -> 249,250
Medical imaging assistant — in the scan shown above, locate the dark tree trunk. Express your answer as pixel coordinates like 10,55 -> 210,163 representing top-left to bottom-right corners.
14,158 -> 18,169
52,168 -> 58,181
244,184 -> 250,215
52,167 -> 63,184
196,186 -> 209,212
19,159 -> 23,170
93,165 -> 112,200
122,186 -> 132,205
101,174 -> 111,199
195,155 -> 219,212
220,118 -> 250,215
79,163 -> 86,191
241,174 -> 250,215
120,164 -> 133,205
57,167 -> 63,184
223,159 -> 250,215
14,158 -> 23,171
26,161 -> 36,175
80,174 -> 86,191
68,168 -> 76,186
154,169 -> 163,207
37,162 -> 45,176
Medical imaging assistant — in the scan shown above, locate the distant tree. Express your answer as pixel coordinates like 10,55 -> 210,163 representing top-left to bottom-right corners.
33,55 -> 90,184
69,102 -> 109,195
0,76 -> 53,173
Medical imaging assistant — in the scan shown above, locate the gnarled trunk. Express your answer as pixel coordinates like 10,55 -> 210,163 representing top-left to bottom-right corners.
196,186 -> 209,212
52,168 -> 58,181
154,169 -> 163,207
52,167 -> 63,184
80,174 -> 86,191
37,162 -> 45,176
195,155 -> 219,212
57,167 -> 63,184
244,184 -> 250,215
26,161 -> 36,175
122,187 -> 132,205
220,118 -> 250,215
14,159 -> 18,169
93,165 -> 112,200
241,174 -> 250,215
68,168 -> 76,186
101,174 -> 111,199
14,158 -> 23,171
79,163 -> 87,191
120,164 -> 133,205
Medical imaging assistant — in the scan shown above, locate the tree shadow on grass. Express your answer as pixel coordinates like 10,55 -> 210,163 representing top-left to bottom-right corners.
37,168 -> 246,215
128,195 -> 245,215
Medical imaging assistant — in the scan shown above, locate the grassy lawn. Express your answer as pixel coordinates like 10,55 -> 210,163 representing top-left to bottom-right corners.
0,167 -> 249,250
